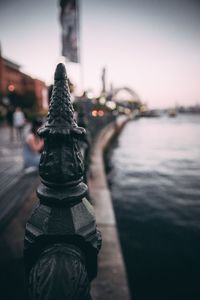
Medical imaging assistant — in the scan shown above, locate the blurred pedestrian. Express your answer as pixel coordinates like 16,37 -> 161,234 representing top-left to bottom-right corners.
6,106 -> 14,141
23,119 -> 44,169
13,107 -> 25,141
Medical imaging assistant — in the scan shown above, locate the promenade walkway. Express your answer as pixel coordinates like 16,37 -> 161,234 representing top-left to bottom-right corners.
0,124 -> 32,299
0,118 -> 130,299
0,124 -> 23,168
0,125 -> 38,229
89,116 -> 131,300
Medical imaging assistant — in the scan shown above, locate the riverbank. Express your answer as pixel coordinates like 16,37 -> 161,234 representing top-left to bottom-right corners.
89,115 -> 131,300
105,114 -> 200,300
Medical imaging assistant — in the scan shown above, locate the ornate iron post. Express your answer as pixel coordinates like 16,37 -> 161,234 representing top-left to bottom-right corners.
24,63 -> 101,300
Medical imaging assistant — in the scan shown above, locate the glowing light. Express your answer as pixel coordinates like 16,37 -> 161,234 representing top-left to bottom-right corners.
98,110 -> 104,117
99,97 -> 106,104
118,106 -> 125,112
92,110 -> 105,117
92,110 -> 98,117
8,84 -> 15,92
87,91 -> 93,99
106,101 -> 116,110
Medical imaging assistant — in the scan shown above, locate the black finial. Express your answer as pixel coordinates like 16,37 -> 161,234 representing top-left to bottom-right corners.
39,63 -> 77,135
37,63 -> 87,203
54,63 -> 67,81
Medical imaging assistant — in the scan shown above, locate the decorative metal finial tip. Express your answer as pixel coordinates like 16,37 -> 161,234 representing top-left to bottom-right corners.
54,63 -> 67,81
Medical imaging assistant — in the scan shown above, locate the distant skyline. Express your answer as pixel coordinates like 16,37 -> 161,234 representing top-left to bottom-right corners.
0,0 -> 200,108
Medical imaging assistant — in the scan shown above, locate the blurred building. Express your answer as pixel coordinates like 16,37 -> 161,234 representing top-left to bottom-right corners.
0,48 -> 47,111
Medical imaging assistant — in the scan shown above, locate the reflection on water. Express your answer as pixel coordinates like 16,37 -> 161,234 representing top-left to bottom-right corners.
108,114 -> 200,300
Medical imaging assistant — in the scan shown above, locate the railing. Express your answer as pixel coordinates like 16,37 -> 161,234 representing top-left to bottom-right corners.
24,63 -> 101,300
76,103 -> 116,183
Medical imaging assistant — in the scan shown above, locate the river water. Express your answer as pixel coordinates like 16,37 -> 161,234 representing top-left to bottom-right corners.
107,114 -> 200,300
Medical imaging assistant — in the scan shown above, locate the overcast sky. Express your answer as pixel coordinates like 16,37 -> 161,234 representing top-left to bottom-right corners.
0,0 -> 200,108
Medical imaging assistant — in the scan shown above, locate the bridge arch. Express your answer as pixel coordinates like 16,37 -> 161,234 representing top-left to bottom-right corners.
107,87 -> 141,103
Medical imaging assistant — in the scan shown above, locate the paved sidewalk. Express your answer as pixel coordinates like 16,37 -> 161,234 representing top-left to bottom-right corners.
89,116 -> 131,300
0,124 -> 38,300
0,122 -> 35,169
0,123 -> 37,223
0,124 -> 28,166
0,125 -> 24,205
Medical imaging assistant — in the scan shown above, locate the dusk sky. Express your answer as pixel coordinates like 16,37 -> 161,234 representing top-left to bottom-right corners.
0,0 -> 200,108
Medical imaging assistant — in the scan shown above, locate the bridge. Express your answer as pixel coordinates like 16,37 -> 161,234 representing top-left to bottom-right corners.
106,86 -> 141,103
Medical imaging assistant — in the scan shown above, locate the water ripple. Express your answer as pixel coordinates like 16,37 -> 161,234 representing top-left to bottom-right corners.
108,114 -> 200,300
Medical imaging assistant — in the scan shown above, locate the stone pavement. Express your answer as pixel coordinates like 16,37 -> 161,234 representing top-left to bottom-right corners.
0,123 -> 29,166
0,189 -> 36,300
0,123 -> 33,196
0,123 -> 37,300
89,116 -> 131,300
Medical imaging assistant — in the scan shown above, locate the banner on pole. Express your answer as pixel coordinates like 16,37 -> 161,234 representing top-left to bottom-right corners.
60,0 -> 80,63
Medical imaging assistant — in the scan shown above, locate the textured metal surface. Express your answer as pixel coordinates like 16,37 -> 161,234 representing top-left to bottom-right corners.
38,63 -> 85,187
29,244 -> 91,300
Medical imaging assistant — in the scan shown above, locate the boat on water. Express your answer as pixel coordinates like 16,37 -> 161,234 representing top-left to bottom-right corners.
140,109 -> 161,118
168,109 -> 177,117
